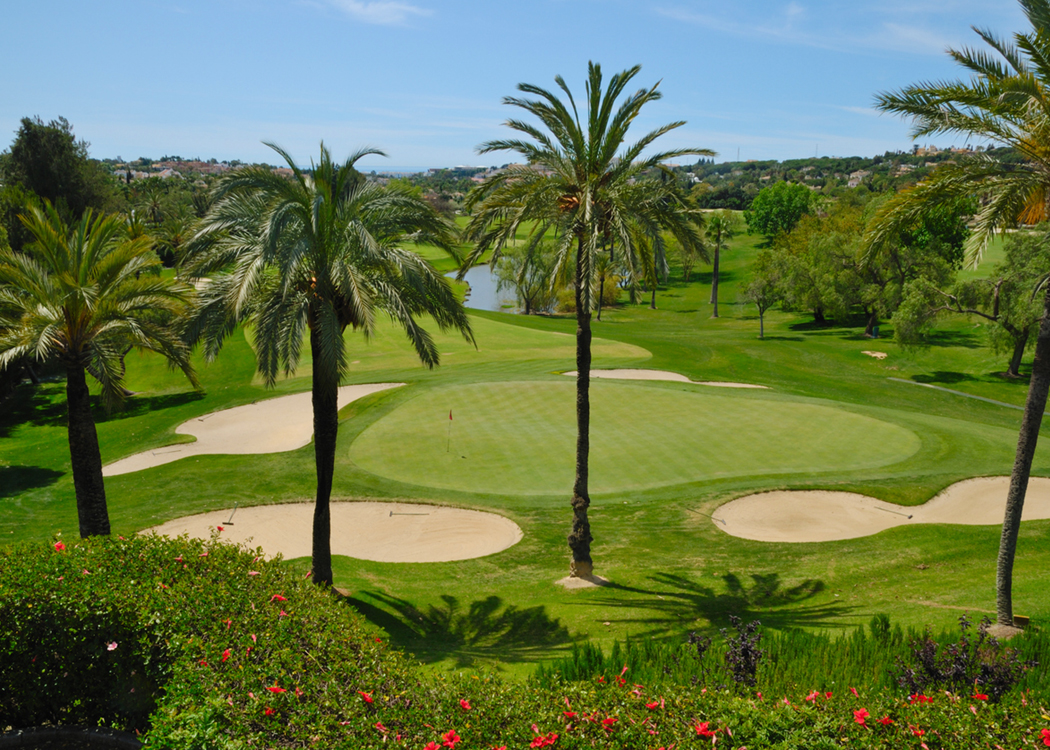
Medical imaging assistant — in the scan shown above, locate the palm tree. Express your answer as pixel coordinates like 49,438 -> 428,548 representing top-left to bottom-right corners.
183,143 -> 472,587
464,63 -> 712,577
0,201 -> 198,537
706,210 -> 737,317
864,0 -> 1050,627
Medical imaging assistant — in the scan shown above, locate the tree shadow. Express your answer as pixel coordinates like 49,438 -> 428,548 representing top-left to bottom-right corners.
577,570 -> 852,639
912,371 -> 976,385
0,465 -> 66,498
95,390 -> 205,424
344,592 -> 574,667
0,383 -> 67,435
757,335 -> 805,342
923,330 -> 982,349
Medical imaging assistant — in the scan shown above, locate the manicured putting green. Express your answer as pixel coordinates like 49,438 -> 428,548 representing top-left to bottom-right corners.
348,381 -> 922,495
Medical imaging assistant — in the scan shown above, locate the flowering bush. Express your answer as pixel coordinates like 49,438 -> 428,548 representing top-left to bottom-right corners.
2,536 -> 1049,749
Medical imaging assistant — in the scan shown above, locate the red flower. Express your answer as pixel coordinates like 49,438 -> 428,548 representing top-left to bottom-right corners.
972,692 -> 988,701
695,722 -> 715,738
563,711 -> 576,718
54,542 -> 65,552
267,685 -> 287,693
222,649 -> 230,663
270,594 -> 287,602
264,707 -> 274,716
805,690 -> 819,702
358,691 -> 373,703
460,698 -> 471,710
217,526 -> 224,532
911,725 -> 925,738
1040,728 -> 1050,746
909,693 -> 933,704
375,721 -> 388,733
529,733 -> 558,748
424,744 -> 440,750
854,708 -> 869,727
850,687 -> 859,697
825,691 -> 832,699
878,716 -> 893,726
601,716 -> 617,731
646,701 -> 660,710
442,729 -> 460,748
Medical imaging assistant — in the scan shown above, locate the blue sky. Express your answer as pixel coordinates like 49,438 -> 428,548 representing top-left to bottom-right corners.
0,1 -> 1026,168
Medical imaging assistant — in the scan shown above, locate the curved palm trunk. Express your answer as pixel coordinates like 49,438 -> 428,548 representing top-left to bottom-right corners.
569,236 -> 593,577
66,363 -> 110,537
1007,329 -> 1029,378
710,246 -> 720,317
310,329 -> 338,588
996,285 -> 1050,625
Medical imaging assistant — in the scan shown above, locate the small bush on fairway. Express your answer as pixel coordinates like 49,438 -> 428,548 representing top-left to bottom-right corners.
3,537 -> 1050,749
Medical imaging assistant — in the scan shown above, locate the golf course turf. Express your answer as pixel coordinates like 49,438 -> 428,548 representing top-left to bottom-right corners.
4,226 -> 1050,678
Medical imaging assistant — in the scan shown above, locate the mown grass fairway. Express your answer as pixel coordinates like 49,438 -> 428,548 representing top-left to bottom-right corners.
4,223 -> 1050,678
350,381 -> 922,494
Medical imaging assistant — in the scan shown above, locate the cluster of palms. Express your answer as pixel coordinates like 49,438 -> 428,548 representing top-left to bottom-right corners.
4,1 -> 1050,625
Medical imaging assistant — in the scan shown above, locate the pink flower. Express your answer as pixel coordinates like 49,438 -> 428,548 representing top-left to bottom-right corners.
1040,728 -> 1050,746
270,594 -> 287,602
222,649 -> 230,663
460,699 -> 471,710
850,687 -> 859,697
529,733 -> 558,748
854,708 -> 869,727
54,542 -> 65,552
358,691 -> 373,703
267,685 -> 286,693
442,729 -> 460,747
805,690 -> 819,702
248,571 -> 261,576
375,721 -> 388,733
106,642 -> 118,651
223,619 -> 232,629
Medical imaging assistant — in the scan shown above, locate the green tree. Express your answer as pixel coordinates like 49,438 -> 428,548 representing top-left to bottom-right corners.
0,117 -> 118,225
464,63 -> 712,577
744,181 -> 816,241
494,243 -> 558,315
0,202 -> 198,537
742,250 -> 785,339
896,229 -> 1050,377
706,210 -> 737,317
865,0 -> 1050,627
184,143 -> 472,587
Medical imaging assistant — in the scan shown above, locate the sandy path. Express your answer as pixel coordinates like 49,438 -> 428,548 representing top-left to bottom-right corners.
104,383 -> 403,476
716,477 -> 1050,542
144,501 -> 523,563
563,369 -> 768,389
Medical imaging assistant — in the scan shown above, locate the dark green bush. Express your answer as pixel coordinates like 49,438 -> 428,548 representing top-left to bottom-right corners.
3,536 -> 1050,749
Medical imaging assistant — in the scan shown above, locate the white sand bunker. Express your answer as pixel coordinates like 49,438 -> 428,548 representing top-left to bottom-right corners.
145,501 -> 523,563
104,384 -> 403,476
716,477 -> 1050,543
563,369 -> 767,389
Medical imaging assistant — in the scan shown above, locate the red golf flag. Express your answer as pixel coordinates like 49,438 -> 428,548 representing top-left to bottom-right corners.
449,409 -> 453,421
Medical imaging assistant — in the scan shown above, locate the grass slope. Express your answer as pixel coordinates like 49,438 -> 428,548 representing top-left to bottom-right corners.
3,225 -> 1049,679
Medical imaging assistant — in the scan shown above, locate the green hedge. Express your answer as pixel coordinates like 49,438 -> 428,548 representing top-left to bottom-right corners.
3,535 -> 1050,749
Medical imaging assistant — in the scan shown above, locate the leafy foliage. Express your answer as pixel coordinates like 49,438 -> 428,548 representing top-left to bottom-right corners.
744,182 -> 817,240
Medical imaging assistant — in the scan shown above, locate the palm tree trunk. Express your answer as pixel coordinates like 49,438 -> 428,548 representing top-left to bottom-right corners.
569,236 -> 593,577
996,285 -> 1050,625
710,246 -> 720,317
649,286 -> 657,310
310,329 -> 338,588
66,362 -> 110,537
596,273 -> 604,321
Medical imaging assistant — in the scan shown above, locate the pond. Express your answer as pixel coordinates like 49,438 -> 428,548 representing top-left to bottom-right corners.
447,265 -> 519,313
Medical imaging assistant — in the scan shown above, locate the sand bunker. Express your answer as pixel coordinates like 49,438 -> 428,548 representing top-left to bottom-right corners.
104,384 -> 403,476
863,351 -> 888,360
145,501 -> 523,563
563,369 -> 768,389
716,477 -> 1050,542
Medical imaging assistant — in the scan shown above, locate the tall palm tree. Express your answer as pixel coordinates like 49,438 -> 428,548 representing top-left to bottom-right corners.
864,0 -> 1050,627
706,210 -> 737,317
0,201 -> 198,537
184,143 -> 472,587
464,63 -> 712,577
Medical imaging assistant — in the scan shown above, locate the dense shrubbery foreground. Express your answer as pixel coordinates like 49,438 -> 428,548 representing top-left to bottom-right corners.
3,536 -> 1050,749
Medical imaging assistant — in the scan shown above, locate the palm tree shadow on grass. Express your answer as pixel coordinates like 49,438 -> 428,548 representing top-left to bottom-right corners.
344,592 -> 574,668
577,571 -> 852,639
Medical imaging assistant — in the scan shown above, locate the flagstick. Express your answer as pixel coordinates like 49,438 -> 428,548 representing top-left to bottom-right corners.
446,409 -> 452,453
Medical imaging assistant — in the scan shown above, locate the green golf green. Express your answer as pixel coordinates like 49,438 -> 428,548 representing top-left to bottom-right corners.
348,381 -> 922,495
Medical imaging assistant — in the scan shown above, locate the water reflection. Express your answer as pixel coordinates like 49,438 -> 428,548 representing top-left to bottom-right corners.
447,265 -> 519,313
